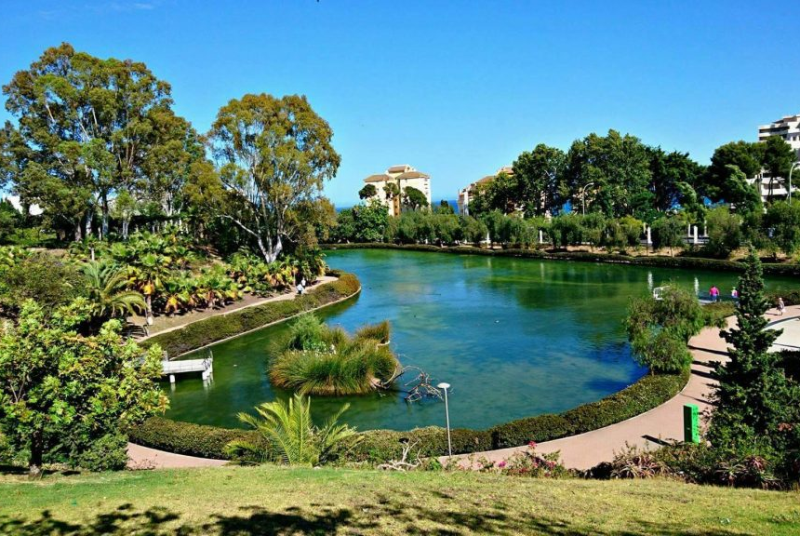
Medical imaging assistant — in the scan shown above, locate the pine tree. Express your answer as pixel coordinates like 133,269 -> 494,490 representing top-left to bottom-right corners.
708,248 -> 797,455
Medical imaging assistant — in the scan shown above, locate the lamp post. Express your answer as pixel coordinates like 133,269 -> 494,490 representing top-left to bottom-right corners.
580,182 -> 595,215
789,162 -> 800,204
437,382 -> 452,457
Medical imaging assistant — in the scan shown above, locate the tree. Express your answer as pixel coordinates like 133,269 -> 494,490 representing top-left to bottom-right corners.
705,206 -> 742,258
513,143 -> 565,216
761,136 -> 796,202
3,43 -> 177,239
351,200 -> 389,242
358,184 -> 377,200
402,186 -> 428,211
723,165 -> 762,216
209,93 -> 340,262
704,141 -> 763,202
0,299 -> 167,477
563,130 -> 651,218
709,249 -> 800,456
625,286 -> 705,373
647,147 -> 705,213
765,200 -> 800,257
231,394 -> 359,466
0,251 -> 84,317
651,217 -> 684,256
437,200 -> 455,214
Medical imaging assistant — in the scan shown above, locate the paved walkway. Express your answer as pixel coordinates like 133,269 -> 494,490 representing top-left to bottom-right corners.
137,275 -> 338,340
127,443 -> 227,470
446,305 -> 800,470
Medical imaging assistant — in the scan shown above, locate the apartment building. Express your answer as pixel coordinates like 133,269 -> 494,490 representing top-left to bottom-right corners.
457,166 -> 513,215
363,165 -> 431,216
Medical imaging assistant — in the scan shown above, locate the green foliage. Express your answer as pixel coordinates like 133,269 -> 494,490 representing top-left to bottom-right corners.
651,217 -> 684,254
358,184 -> 377,200
625,286 -> 705,373
705,206 -> 742,258
232,394 -> 360,466
0,300 -> 167,476
513,143 -> 566,217
129,416 -> 264,460
0,250 -> 83,317
709,249 -> 800,463
270,315 -> 399,396
209,93 -> 340,262
765,200 -> 800,257
81,260 -> 146,322
72,432 -> 130,472
402,186 -> 428,210
144,271 -> 361,356
355,320 -> 391,344
335,201 -> 389,243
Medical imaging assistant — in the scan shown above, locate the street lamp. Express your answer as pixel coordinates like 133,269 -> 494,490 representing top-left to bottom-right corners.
437,382 -> 452,457
789,162 -> 800,204
580,182 -> 595,215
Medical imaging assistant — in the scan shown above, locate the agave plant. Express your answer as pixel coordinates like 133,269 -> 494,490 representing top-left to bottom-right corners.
81,260 -> 147,321
230,394 -> 360,466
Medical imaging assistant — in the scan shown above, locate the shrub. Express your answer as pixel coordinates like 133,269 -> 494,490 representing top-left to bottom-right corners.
355,320 -> 391,344
144,271 -> 361,356
73,433 -> 129,472
128,417 -> 265,460
269,315 -> 399,396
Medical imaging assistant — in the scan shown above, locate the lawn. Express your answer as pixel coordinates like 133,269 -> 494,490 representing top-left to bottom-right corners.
1,466 -> 799,535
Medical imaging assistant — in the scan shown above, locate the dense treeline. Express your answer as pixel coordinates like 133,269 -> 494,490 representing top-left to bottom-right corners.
331,199 -> 800,260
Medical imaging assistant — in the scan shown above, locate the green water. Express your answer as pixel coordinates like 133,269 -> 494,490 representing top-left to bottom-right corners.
164,250 -> 799,431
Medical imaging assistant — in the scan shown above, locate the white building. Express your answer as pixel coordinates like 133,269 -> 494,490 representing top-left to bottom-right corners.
362,165 -> 431,216
749,114 -> 800,202
457,166 -> 513,215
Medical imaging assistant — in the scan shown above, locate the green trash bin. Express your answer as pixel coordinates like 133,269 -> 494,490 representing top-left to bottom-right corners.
683,404 -> 700,444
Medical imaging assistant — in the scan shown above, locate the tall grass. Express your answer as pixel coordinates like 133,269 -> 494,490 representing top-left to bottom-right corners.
355,320 -> 391,344
269,315 -> 399,396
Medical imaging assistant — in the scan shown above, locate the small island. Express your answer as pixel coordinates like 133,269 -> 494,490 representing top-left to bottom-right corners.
268,315 -> 399,396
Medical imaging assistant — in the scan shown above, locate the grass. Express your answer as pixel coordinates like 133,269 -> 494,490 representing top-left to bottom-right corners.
1,466 -> 799,535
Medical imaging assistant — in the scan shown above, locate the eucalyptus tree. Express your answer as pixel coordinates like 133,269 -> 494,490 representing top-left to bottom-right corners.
2,43 -> 180,239
208,93 -> 341,262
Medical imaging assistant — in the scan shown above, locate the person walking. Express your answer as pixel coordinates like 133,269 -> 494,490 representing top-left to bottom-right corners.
778,297 -> 786,316
709,286 -> 720,302
731,288 -> 739,299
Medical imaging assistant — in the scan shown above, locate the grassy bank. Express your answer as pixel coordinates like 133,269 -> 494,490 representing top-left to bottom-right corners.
1,466 -> 798,535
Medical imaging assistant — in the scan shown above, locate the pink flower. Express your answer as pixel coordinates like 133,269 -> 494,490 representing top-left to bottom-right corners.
497,460 -> 507,468
528,441 -> 537,450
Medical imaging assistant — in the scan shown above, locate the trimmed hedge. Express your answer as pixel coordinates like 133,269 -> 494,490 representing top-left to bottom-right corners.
131,369 -> 689,463
144,271 -> 361,356
128,417 -> 264,459
323,243 -> 800,277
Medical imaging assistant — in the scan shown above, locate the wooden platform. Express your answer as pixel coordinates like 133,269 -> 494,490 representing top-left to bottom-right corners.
162,354 -> 213,382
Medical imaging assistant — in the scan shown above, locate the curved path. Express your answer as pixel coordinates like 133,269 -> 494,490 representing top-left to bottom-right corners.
126,276 -> 341,470
447,305 -> 800,470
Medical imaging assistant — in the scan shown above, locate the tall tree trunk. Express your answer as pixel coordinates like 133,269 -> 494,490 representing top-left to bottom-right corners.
84,209 -> 93,239
122,218 -> 130,240
74,223 -> 83,242
29,431 -> 44,479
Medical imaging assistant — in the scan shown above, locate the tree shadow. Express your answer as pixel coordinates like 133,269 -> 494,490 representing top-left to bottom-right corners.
0,494 -> 779,535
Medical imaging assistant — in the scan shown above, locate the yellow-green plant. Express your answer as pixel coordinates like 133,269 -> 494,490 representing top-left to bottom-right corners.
230,394 -> 359,466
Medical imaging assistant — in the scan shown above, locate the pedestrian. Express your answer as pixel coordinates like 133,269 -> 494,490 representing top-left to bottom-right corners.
709,286 -> 719,302
778,297 -> 785,316
731,288 -> 739,299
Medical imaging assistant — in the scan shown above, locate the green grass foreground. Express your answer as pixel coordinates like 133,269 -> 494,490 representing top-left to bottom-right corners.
1,466 -> 799,535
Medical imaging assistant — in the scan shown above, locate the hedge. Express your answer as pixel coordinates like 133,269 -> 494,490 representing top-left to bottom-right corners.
128,417 -> 264,459
322,243 -> 800,277
130,369 -> 689,463
143,270 -> 361,357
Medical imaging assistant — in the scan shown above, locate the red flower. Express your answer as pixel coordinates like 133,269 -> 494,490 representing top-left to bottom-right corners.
528,441 -> 537,449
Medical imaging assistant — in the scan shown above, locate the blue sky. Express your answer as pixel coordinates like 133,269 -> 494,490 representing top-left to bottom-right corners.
1,1 -> 799,207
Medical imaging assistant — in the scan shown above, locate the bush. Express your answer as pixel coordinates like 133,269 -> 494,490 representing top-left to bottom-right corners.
128,417 -> 265,459
144,271 -> 361,356
355,320 -> 391,344
73,433 -> 129,472
270,315 -> 399,396
488,370 -> 689,449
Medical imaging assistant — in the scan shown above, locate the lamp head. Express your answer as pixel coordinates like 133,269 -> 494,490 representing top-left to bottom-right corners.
437,382 -> 451,390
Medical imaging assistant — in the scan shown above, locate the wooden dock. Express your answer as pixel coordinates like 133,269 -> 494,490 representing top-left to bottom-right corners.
162,353 -> 213,382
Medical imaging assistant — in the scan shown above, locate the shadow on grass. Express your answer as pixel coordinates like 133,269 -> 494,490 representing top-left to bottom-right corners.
0,495 -> 767,536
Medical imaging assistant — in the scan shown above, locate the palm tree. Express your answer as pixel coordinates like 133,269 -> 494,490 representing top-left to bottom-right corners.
127,252 -> 170,324
81,261 -> 147,321
231,394 -> 360,466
